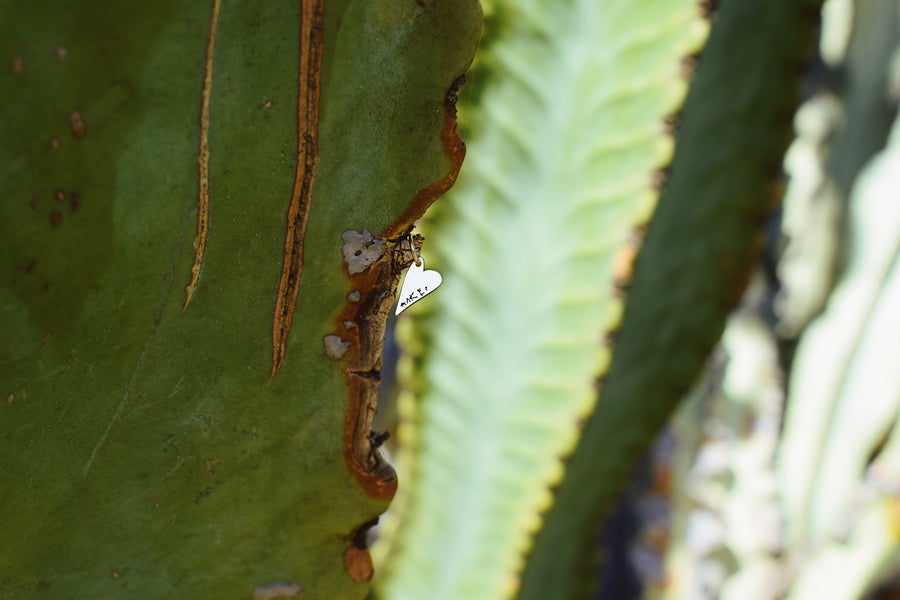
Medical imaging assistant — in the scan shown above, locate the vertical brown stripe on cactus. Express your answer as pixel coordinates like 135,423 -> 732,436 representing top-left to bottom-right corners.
270,0 -> 325,378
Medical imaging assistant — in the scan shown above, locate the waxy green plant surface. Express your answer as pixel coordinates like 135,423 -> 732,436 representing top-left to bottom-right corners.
0,0 -> 480,598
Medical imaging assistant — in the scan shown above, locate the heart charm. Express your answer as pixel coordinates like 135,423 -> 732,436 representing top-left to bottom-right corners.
395,258 -> 442,315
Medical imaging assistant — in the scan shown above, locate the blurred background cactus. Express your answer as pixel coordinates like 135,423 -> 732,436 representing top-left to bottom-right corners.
372,0 -> 900,599
629,1 -> 900,598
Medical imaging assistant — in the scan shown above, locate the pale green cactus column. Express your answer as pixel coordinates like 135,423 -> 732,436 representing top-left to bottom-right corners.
374,1 -> 708,598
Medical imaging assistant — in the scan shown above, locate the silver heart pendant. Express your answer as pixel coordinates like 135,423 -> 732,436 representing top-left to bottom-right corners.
395,258 -> 442,315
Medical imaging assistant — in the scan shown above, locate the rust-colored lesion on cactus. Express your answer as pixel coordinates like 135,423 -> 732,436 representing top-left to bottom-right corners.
335,76 -> 467,501
329,77 -> 469,579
